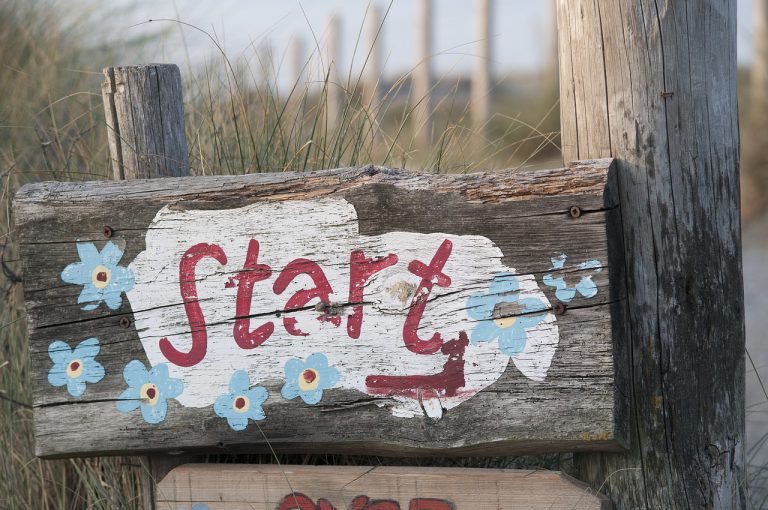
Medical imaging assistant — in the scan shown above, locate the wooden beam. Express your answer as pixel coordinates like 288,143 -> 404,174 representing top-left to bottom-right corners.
102,63 -> 194,510
557,0 -> 744,507
155,464 -> 611,509
14,159 -> 627,458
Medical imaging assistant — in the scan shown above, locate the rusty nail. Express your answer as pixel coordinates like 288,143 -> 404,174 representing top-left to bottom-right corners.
660,90 -> 674,98
553,302 -> 566,316
569,206 -> 582,219
103,225 -> 114,238
119,317 -> 131,329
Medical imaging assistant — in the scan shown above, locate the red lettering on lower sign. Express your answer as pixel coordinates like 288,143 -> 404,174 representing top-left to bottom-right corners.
160,243 -> 227,367
277,495 -> 456,510
403,239 -> 453,354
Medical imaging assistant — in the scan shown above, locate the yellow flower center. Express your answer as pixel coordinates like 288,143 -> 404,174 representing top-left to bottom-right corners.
66,359 -> 84,378
298,369 -> 320,391
91,265 -> 112,289
493,316 -> 518,329
140,383 -> 160,406
233,395 -> 250,413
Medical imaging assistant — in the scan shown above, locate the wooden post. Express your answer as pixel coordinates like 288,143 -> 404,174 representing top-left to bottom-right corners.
412,0 -> 433,150
471,0 -> 492,142
101,65 -> 189,180
290,35 -> 306,89
101,63 -> 193,510
743,0 -> 768,219
363,4 -> 383,109
557,0 -> 744,507
325,14 -> 342,134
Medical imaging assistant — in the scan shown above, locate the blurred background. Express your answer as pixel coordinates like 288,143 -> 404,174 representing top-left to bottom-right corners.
0,0 -> 766,508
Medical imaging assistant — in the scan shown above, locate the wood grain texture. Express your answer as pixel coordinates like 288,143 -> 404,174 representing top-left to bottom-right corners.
102,64 -> 189,180
155,464 -> 611,510
557,1 -> 744,508
14,159 -> 627,458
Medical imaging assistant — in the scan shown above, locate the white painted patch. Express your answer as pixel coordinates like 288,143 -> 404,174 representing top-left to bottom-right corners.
126,198 -> 559,418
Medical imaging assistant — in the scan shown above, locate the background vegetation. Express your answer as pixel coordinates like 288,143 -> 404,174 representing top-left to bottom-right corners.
0,0 -> 761,508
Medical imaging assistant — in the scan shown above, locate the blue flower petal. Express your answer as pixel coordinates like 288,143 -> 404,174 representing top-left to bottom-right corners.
306,352 -> 329,370
576,277 -> 598,298
83,361 -> 105,384
226,413 -> 250,431
466,293 -> 497,320
141,399 -> 168,424
517,314 -> 546,329
77,285 -> 103,307
60,262 -> 90,285
48,367 -> 69,387
103,290 -> 124,311
551,254 -> 567,269
318,366 -> 339,389
498,325 -> 527,356
109,265 -> 135,291
245,386 -> 269,406
100,241 -> 124,266
48,340 -> 73,365
555,286 -> 577,303
116,387 -> 141,412
578,259 -> 601,271
470,320 -> 500,344
284,359 -> 303,380
488,273 -> 519,295
299,389 -> 324,405
229,370 -> 251,394
66,377 -> 87,397
72,337 -> 100,361
123,360 -> 150,388
214,393 -> 234,418
75,242 -> 100,265
281,381 -> 300,401
519,297 -> 547,314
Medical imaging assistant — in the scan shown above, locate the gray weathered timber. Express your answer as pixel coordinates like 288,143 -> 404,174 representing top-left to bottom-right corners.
14,159 -> 627,458
102,63 -> 193,509
155,464 -> 611,510
557,1 -> 744,508
102,64 -> 189,180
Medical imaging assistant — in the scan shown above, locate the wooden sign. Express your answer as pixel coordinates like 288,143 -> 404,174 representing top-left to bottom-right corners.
155,464 -> 611,509
13,159 -> 626,457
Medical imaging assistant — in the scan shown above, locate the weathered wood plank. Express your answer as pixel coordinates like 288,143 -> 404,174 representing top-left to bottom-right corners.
557,1 -> 744,508
155,464 -> 611,510
14,159 -> 627,458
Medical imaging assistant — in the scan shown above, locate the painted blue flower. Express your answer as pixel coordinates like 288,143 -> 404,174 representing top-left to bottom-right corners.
542,253 -> 602,302
281,353 -> 339,405
176,505 -> 209,510
61,241 -> 135,311
116,360 -> 183,424
466,273 -> 548,356
47,338 -> 105,397
214,370 -> 268,431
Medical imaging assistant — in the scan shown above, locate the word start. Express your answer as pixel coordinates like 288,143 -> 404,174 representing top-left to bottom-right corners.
161,238 -> 456,367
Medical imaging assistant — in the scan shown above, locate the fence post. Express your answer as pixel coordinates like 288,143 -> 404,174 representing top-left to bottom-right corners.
412,0 -> 433,152
101,63 -> 193,510
325,14 -> 342,134
471,0 -> 492,143
557,1 -> 744,507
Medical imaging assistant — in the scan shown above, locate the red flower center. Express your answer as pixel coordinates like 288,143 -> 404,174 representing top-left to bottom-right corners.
302,369 -> 317,383
69,361 -> 80,371
146,387 -> 156,399
234,397 -> 246,409
96,271 -> 108,282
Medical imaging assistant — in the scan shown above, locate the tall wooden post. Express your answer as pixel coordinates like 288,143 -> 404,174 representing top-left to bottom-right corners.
557,1 -> 744,508
743,0 -> 768,219
325,14 -> 342,134
471,0 -> 492,141
363,4 -> 383,109
412,0 -> 433,150
102,63 -> 192,510
290,35 -> 306,89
